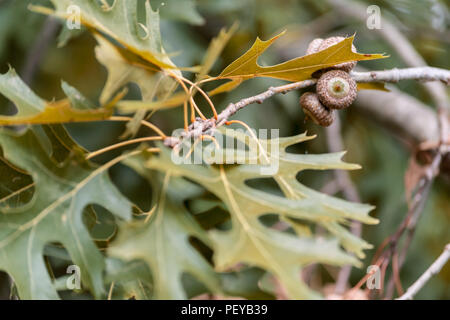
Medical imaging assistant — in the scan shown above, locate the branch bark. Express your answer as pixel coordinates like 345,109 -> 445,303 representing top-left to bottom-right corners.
164,79 -> 317,147
397,244 -> 450,300
325,116 -> 362,295
351,67 -> 450,84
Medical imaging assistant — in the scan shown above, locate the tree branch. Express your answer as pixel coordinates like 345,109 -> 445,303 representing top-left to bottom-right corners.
164,67 -> 449,148
351,67 -> 450,84
397,244 -> 450,300
371,151 -> 442,299
163,79 -> 317,147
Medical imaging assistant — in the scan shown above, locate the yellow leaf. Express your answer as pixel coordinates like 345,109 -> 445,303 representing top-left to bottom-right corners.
0,68 -> 116,125
117,92 -> 189,113
0,100 -> 113,125
211,32 -> 388,94
208,79 -> 243,96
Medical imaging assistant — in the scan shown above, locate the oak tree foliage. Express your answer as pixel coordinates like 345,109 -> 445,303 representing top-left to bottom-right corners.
0,0 -> 389,299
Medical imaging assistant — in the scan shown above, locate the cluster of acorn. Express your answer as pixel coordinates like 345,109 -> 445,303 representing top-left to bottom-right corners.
300,36 -> 358,127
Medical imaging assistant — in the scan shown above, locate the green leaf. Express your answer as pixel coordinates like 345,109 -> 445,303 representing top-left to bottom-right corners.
210,33 -> 388,95
105,259 -> 271,300
220,267 -> 274,299
0,149 -> 34,211
143,129 -> 377,299
0,128 -> 134,299
108,156 -> 222,299
32,0 -> 175,69
61,81 -> 97,110
57,25 -> 85,48
105,258 -> 153,300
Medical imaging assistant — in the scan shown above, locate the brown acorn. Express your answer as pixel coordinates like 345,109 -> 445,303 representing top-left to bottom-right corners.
306,38 -> 323,55
299,92 -> 334,127
316,70 -> 357,110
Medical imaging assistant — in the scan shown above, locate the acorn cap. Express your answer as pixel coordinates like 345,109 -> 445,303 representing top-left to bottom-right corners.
299,92 -> 335,127
316,70 -> 357,110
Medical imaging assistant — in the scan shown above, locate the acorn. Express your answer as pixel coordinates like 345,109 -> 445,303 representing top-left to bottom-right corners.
299,92 -> 334,127
306,38 -> 324,55
316,70 -> 357,110
307,36 -> 358,78
318,36 -> 357,72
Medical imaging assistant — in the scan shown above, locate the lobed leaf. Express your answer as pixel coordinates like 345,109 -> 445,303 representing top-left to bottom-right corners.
32,0 -> 175,69
0,127 -> 133,299
109,155 -> 222,299
87,3 -> 180,137
140,129 -> 377,299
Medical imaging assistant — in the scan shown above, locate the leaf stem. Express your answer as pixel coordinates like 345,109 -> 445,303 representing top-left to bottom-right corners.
166,70 -> 207,122
86,136 -> 163,160
185,78 -> 219,120
108,116 -> 167,138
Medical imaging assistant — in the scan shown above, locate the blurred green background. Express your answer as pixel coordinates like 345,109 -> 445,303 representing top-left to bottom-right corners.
0,0 -> 448,299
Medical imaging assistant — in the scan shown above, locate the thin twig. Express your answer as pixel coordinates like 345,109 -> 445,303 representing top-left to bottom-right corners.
367,150 -> 441,299
325,116 -> 362,295
108,116 -> 167,138
397,244 -> 450,300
